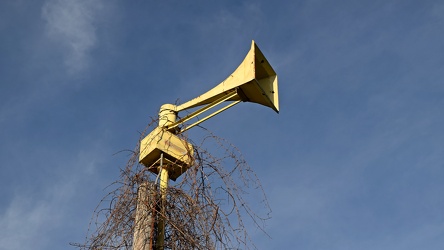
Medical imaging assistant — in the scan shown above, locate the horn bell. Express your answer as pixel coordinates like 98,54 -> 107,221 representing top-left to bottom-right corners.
176,40 -> 279,113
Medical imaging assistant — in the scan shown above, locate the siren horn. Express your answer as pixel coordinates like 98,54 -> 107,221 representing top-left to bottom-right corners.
176,40 -> 279,113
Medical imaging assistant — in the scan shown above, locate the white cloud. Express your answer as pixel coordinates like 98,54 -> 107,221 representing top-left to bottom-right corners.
0,145 -> 107,250
0,193 -> 58,249
41,0 -> 102,73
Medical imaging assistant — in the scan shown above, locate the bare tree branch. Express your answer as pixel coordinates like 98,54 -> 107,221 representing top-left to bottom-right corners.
72,119 -> 271,250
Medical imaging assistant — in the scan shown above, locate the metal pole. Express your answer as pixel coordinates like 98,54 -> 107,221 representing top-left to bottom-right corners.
156,155 -> 168,250
156,106 -> 176,250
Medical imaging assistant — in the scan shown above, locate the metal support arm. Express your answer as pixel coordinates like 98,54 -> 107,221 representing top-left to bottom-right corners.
165,90 -> 241,133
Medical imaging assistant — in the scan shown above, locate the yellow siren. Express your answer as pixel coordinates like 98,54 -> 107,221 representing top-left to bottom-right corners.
139,40 -> 279,180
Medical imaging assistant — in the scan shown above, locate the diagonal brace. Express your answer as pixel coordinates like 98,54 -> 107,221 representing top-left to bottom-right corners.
166,90 -> 241,133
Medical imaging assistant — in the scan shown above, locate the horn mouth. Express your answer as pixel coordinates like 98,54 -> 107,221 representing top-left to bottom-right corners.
176,40 -> 279,113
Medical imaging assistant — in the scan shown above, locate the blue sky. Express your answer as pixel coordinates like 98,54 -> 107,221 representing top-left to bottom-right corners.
1,0 -> 444,249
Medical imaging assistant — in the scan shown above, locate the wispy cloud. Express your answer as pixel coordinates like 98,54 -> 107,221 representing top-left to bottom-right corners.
0,191 -> 62,249
0,145 -> 107,249
41,0 -> 102,73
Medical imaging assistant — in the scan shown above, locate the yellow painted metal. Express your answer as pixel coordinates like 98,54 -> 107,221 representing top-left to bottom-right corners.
166,89 -> 238,132
179,100 -> 241,134
139,127 -> 194,181
156,167 -> 169,250
175,40 -> 279,113
159,167 -> 169,200
158,104 -> 177,128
